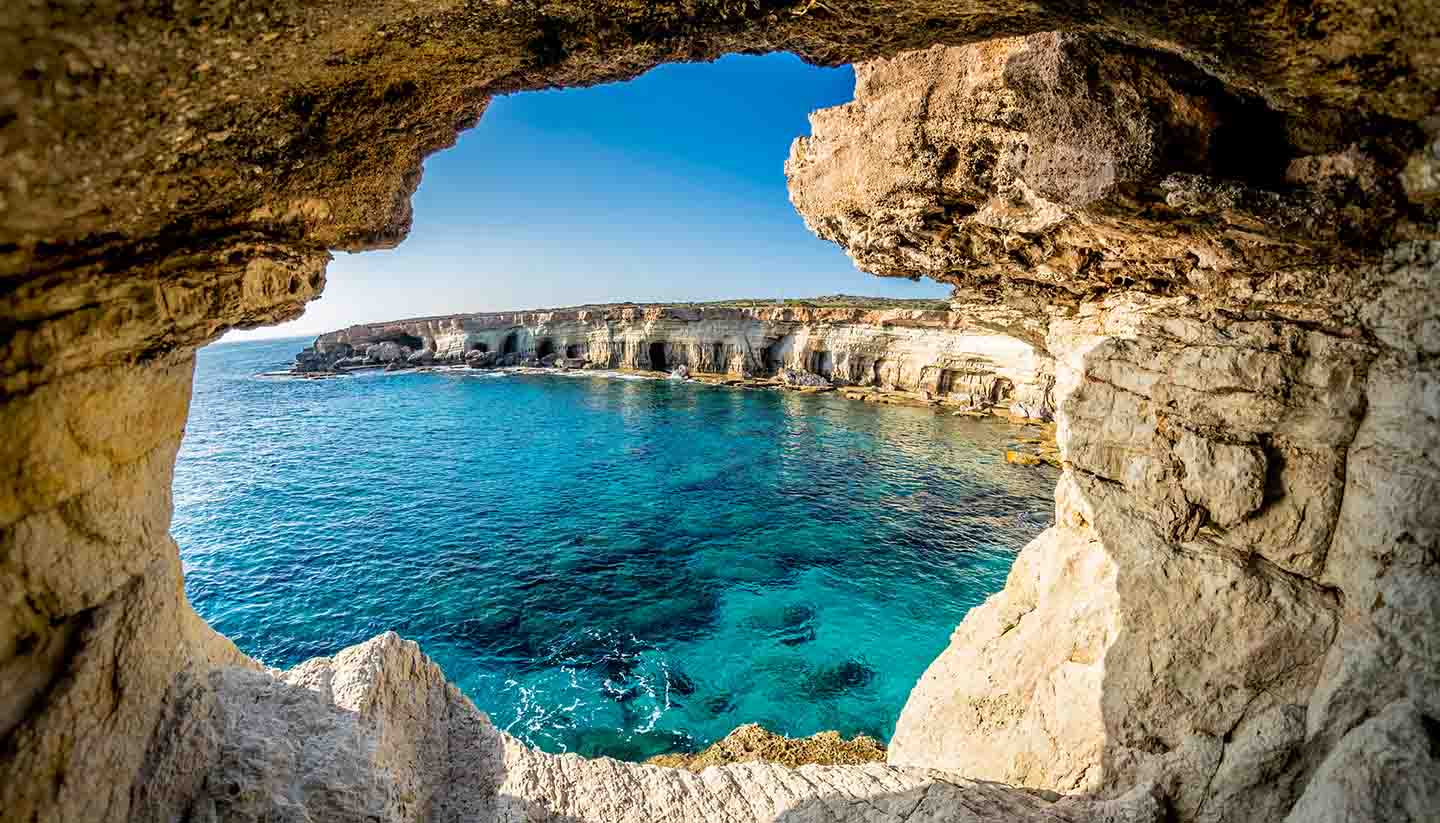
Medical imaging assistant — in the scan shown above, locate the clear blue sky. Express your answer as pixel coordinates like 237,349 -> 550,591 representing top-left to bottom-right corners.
233,53 -> 950,340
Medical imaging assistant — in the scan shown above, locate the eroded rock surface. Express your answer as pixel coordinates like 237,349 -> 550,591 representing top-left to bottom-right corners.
153,632 -> 1163,822
646,723 -> 887,772
790,35 -> 1439,823
2,2 -> 1437,822
302,302 -> 1054,414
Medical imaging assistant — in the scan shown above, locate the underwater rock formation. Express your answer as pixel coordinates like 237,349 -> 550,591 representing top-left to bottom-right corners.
2,2 -> 1436,822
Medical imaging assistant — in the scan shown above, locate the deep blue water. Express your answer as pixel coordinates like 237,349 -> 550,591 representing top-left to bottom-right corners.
174,337 -> 1057,760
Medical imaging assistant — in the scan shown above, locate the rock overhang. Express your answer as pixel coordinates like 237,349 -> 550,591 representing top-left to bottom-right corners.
1,2 -> 1438,821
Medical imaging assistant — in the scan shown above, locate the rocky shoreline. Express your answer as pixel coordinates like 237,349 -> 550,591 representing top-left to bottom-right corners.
289,302 -> 1059,424
288,316 -> 1065,467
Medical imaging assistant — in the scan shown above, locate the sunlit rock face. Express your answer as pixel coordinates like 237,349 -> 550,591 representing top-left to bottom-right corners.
309,304 -> 1054,413
788,33 -> 1439,823
2,2 -> 1437,822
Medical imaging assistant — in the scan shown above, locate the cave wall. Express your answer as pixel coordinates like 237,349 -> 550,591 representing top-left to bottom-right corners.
786,34 -> 1440,822
1,1 -> 1437,821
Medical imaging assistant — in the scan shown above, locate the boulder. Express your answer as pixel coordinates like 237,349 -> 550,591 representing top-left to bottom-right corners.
465,350 -> 498,369
365,341 -> 404,363
779,367 -> 831,388
407,348 -> 435,365
292,348 -> 331,373
669,364 -> 691,380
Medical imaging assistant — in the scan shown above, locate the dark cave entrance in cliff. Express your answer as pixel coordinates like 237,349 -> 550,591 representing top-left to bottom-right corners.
761,345 -> 781,373
471,341 -> 489,353
536,338 -> 555,359
565,344 -> 583,359
378,332 -> 424,351
810,350 -> 833,378
936,368 -> 961,396
649,342 -> 668,371
502,332 -> 519,356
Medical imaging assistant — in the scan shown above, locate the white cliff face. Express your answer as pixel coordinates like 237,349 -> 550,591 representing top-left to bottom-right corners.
884,266 -> 1440,822
312,305 -> 1056,417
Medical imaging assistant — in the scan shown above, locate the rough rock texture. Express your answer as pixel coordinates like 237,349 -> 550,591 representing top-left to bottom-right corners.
157,631 -> 1165,822
2,2 -> 1437,822
646,723 -> 886,771
790,34 -> 1439,823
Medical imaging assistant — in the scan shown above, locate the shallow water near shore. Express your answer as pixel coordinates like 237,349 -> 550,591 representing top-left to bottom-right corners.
175,337 -> 1058,760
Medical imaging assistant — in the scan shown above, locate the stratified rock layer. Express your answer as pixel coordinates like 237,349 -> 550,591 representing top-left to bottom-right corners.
2,2 -> 1437,822
303,303 -> 1055,415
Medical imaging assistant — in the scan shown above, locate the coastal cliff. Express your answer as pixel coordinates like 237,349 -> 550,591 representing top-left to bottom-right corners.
2,3 -> 1436,823
294,302 -> 1057,418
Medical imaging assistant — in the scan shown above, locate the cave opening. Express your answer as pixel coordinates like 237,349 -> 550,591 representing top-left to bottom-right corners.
810,350 -> 833,377
156,47 -> 1055,789
936,368 -> 959,395
378,332 -> 424,351
8,0 -> 1429,814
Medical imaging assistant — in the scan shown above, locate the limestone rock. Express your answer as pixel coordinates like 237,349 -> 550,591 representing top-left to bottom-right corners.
646,723 -> 885,772
1283,700 -> 1440,823
779,367 -> 831,388
1005,450 -> 1044,466
1173,433 -> 1266,528
303,302 -> 1054,409
180,633 -> 1164,823
465,350 -> 498,369
366,341 -> 405,363
2,1 -> 1437,821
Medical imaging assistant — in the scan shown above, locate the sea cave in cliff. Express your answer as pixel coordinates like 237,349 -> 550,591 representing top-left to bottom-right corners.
3,3 -> 1438,823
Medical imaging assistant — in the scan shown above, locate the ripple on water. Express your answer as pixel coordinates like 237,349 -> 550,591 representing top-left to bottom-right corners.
174,338 -> 1059,760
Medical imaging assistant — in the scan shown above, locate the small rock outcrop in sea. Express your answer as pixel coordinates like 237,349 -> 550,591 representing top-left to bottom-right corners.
778,367 -> 832,388
646,723 -> 886,772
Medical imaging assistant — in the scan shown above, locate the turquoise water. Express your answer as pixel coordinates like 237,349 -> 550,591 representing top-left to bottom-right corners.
175,337 -> 1057,760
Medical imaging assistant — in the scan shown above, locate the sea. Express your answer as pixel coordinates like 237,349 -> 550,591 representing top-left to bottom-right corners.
173,336 -> 1058,760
